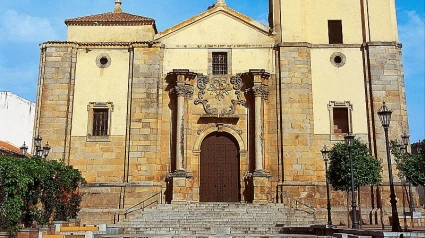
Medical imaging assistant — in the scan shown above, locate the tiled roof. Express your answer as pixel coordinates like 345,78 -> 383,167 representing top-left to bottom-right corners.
0,140 -> 25,156
65,12 -> 155,26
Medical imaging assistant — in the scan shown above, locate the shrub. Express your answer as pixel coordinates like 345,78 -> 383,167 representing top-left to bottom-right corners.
0,155 -> 86,232
390,139 -> 425,186
328,139 -> 382,191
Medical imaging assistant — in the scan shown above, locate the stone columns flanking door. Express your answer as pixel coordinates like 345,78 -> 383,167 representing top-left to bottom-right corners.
247,69 -> 272,203
248,69 -> 271,175
167,69 -> 196,203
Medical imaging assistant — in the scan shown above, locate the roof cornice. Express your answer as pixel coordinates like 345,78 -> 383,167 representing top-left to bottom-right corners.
155,5 -> 272,40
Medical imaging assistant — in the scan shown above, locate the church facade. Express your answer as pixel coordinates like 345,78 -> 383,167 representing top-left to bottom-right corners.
34,0 -> 409,224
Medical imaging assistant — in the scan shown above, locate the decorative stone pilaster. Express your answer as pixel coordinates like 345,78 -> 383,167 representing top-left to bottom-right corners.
168,69 -> 195,204
248,69 -> 271,175
168,69 -> 196,173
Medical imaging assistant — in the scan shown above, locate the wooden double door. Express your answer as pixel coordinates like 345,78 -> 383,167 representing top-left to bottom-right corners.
200,132 -> 240,202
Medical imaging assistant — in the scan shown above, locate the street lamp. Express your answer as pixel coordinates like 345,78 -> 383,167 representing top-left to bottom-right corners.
20,142 -> 28,156
377,102 -> 401,232
344,132 -> 358,229
321,145 -> 334,227
43,142 -> 51,158
401,133 -> 415,224
33,135 -> 51,159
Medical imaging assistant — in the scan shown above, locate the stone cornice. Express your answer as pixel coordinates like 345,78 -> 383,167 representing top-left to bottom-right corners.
277,42 -> 400,48
40,41 -> 161,49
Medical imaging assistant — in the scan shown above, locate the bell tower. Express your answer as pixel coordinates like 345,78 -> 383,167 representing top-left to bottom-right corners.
268,0 -> 281,42
269,0 -> 399,44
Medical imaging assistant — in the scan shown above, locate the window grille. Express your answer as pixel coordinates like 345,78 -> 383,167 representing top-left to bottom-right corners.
212,52 -> 228,75
92,109 -> 109,136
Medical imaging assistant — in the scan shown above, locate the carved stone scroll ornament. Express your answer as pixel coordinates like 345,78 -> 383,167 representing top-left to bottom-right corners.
207,78 -> 231,101
194,74 -> 246,116
194,75 -> 218,115
221,75 -> 246,115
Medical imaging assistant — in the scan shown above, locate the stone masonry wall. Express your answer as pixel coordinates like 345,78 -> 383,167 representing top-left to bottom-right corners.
278,43 -> 316,183
274,42 -> 413,227
74,43 -> 165,224
35,43 -> 77,162
69,136 -> 125,183
127,44 -> 164,183
368,43 -> 409,181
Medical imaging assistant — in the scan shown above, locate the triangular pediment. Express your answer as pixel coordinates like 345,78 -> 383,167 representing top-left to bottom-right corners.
155,5 -> 275,45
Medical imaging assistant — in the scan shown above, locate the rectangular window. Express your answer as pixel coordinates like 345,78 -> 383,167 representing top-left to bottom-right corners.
328,20 -> 343,44
87,102 -> 113,141
92,109 -> 109,136
212,52 -> 228,75
328,101 -> 352,140
333,108 -> 349,134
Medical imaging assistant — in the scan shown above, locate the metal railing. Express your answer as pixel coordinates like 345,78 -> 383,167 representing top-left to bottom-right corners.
114,191 -> 163,223
278,191 -> 316,221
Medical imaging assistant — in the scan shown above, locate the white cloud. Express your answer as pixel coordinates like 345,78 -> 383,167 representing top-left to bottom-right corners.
398,10 -> 425,79
0,10 -> 58,43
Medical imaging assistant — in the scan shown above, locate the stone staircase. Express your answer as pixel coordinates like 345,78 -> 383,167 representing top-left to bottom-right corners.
102,203 -> 317,237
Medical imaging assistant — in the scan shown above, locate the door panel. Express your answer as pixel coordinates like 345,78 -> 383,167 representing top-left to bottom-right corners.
200,132 -> 240,202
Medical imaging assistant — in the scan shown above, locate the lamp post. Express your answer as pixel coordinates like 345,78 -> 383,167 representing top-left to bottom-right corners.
321,145 -> 333,227
401,132 -> 415,228
377,102 -> 401,232
20,142 -> 28,156
344,132 -> 358,229
396,139 -> 408,231
33,135 -> 51,159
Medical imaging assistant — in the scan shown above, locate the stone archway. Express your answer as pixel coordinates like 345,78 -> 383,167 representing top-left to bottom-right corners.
199,132 -> 240,202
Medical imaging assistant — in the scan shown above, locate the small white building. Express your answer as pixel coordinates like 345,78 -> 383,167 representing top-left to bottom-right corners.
0,92 -> 35,151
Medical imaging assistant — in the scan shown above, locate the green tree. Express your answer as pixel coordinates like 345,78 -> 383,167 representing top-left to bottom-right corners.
390,139 -> 425,187
0,155 -> 86,232
328,139 -> 382,191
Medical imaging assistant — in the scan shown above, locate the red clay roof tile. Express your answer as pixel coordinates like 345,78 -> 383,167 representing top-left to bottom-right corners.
65,12 -> 155,26
0,140 -> 22,154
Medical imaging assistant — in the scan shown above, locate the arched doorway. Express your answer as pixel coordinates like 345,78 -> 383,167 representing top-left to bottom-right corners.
200,132 -> 240,202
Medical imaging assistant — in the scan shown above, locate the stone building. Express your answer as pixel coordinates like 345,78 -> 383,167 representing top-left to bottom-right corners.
34,0 -> 411,224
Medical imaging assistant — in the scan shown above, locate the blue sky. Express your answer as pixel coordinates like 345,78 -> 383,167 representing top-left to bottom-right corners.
0,0 -> 423,141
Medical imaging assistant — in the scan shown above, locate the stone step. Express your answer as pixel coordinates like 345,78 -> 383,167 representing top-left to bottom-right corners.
106,203 -> 316,237
100,235 -> 319,238
129,215 -> 301,219
124,226 -> 281,233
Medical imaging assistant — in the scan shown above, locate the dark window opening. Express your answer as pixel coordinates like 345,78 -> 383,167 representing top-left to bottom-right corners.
93,108 -> 109,136
212,52 -> 228,75
334,56 -> 342,64
333,108 -> 349,134
328,20 -> 343,44
100,57 -> 109,65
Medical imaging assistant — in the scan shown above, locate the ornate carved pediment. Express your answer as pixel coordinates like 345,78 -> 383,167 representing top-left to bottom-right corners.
194,74 -> 246,116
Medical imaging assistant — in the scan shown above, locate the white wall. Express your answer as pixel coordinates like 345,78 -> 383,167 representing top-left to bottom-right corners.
0,92 -> 35,150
